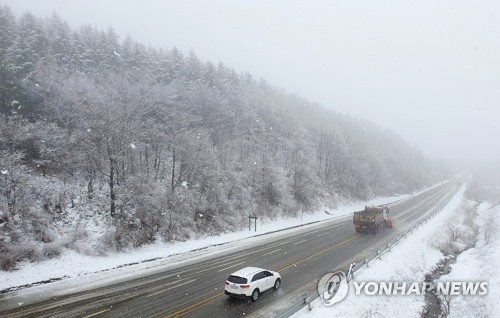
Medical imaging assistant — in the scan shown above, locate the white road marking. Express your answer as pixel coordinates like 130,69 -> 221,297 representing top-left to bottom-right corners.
316,225 -> 345,236
83,309 -> 111,318
266,240 -> 292,248
262,249 -> 281,256
316,232 -> 330,237
217,261 -> 246,272
293,239 -> 307,245
147,279 -> 196,297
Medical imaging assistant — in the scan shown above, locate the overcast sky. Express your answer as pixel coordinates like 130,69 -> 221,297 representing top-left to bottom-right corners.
2,0 -> 499,168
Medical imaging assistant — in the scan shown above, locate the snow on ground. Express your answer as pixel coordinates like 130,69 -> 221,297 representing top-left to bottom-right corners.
442,202 -> 500,318
292,185 -> 467,318
0,192 -> 412,292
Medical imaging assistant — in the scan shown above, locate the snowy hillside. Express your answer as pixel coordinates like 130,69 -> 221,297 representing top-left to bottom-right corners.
0,5 -> 448,270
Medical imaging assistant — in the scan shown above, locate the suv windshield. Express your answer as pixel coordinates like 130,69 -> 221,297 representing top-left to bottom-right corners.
227,275 -> 247,284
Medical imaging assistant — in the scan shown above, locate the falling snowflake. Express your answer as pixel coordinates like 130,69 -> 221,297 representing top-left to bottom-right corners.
1,170 -> 8,175
130,143 -> 136,149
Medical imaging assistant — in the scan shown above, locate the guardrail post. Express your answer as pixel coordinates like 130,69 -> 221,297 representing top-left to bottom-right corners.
347,263 -> 356,282
248,214 -> 258,231
304,297 -> 312,311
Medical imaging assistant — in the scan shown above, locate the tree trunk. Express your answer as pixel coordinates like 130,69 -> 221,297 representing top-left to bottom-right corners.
171,147 -> 176,192
109,159 -> 116,217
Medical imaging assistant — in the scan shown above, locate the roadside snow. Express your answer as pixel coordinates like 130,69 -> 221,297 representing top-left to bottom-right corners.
442,203 -> 500,318
293,185 -> 466,318
0,193 -> 410,292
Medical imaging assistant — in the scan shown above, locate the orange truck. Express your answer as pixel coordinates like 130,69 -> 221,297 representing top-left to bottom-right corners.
353,205 -> 393,234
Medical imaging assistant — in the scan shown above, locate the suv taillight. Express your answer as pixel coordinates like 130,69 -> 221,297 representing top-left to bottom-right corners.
225,281 -> 229,285
240,285 -> 250,289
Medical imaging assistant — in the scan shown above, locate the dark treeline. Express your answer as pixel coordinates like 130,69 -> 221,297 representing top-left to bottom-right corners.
0,6 -> 448,269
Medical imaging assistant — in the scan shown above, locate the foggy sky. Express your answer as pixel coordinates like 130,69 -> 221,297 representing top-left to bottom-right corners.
2,0 -> 499,168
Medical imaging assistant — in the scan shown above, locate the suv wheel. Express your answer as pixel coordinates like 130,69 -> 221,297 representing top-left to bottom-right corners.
274,278 -> 281,290
251,289 -> 259,302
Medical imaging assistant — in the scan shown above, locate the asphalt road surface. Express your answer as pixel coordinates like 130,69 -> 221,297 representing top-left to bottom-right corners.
0,181 -> 461,318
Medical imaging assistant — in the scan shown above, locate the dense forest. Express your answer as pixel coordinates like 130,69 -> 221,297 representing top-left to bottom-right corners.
0,6 -> 448,269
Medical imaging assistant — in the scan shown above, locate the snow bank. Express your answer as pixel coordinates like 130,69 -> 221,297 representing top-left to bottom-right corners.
443,203 -> 500,318
293,185 -> 466,318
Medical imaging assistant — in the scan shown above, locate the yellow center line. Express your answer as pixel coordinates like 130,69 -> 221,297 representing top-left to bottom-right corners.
163,292 -> 224,318
163,234 -> 361,317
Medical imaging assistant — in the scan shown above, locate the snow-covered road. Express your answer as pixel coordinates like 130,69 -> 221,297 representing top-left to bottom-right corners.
1,193 -> 414,294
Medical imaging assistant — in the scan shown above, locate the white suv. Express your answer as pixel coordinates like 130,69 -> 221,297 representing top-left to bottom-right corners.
224,267 -> 281,301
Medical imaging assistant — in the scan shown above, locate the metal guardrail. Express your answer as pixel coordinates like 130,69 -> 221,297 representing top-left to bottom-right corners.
275,204 -> 448,318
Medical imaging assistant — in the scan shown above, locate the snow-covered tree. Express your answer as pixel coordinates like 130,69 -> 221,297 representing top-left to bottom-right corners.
0,5 -> 449,261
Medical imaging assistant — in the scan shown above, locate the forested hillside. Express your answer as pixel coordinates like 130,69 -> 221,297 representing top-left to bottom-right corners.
0,6 -> 448,269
